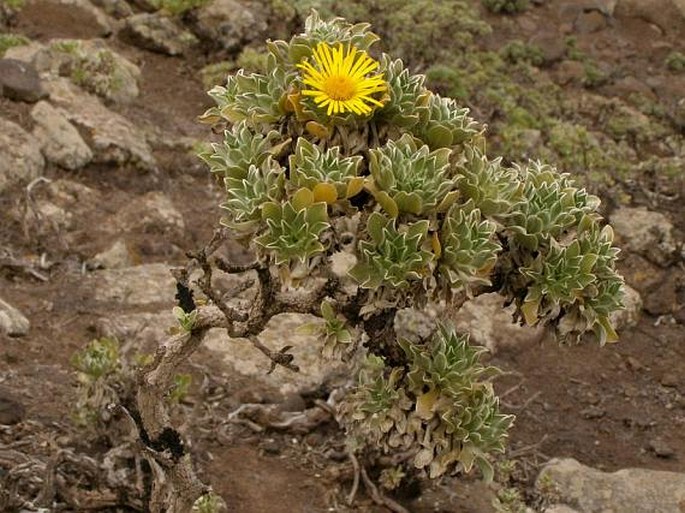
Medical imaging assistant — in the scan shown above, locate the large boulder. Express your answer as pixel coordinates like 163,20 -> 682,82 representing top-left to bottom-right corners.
189,0 -> 267,51
31,100 -> 93,170
0,298 -> 30,337
44,78 -> 155,170
537,458 -> 685,513
204,313 -> 347,394
611,206 -> 677,266
113,191 -> 185,238
0,118 -> 45,193
0,58 -> 47,102
88,263 -> 176,306
615,0 -> 685,34
121,13 -> 198,55
7,39 -> 140,105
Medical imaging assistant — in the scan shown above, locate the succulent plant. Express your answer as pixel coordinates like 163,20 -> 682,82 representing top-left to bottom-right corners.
255,188 -> 330,272
348,212 -> 433,291
202,63 -> 295,128
201,121 -> 283,179
198,11 -> 625,487
222,158 -> 285,234
366,134 -> 458,216
289,137 -> 364,203
457,147 -> 523,217
518,214 -> 624,344
318,300 -> 356,358
377,56 -> 430,130
437,202 -> 500,293
504,161 -> 601,250
342,324 -> 513,480
415,93 -> 481,149
341,354 -> 413,446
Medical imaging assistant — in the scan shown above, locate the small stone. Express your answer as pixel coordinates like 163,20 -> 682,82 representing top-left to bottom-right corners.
545,506 -> 582,513
0,118 -> 45,193
611,207 -> 677,266
0,298 -> 30,336
660,373 -> 679,388
31,100 -> 93,170
90,0 -> 133,18
625,356 -> 643,371
122,13 -> 198,56
644,273 -> 678,315
261,439 -> 281,455
574,10 -> 607,33
0,58 -> 47,102
278,392 -> 307,413
609,284 -> 642,330
93,239 -> 135,269
648,438 -> 676,458
580,406 -> 606,419
555,60 -> 586,85
0,394 -> 25,425
529,33 -> 567,65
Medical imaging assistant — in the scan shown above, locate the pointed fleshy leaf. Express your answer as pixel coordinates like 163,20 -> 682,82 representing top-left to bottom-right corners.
312,182 -> 338,204
291,187 -> 314,211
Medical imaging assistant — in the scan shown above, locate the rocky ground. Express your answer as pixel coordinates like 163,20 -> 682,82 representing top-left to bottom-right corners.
0,0 -> 684,512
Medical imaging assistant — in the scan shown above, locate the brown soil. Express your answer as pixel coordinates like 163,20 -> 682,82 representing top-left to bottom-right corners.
1,1 -> 684,512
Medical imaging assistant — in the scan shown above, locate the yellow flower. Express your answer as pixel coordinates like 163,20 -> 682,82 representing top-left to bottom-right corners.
297,42 -> 387,117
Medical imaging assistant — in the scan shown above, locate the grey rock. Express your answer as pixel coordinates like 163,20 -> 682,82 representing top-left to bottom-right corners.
31,100 -> 93,170
0,58 -> 47,102
96,310 -> 175,349
190,0 -> 267,51
204,313 -> 347,394
544,506 -> 581,513
395,304 -> 441,342
55,0 -> 113,37
91,0 -> 134,18
660,373 -> 679,387
574,10 -> 607,33
47,39 -> 141,105
0,298 -> 30,336
44,78 -> 155,170
537,458 -> 685,513
46,178 -> 100,206
0,118 -> 45,193
93,239 -> 135,269
555,60 -> 586,85
644,272 -> 678,315
21,178 -> 99,236
90,263 -> 175,306
609,284 -> 642,331
113,192 -> 185,237
611,207 -> 677,266
615,0 -> 685,33
32,201 -> 73,231
122,13 -> 198,55
648,438 -> 676,458
452,293 -> 543,354
529,33 -> 566,65
3,41 -> 51,68
0,394 -> 25,425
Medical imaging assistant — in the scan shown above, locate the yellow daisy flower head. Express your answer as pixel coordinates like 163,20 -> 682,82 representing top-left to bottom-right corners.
297,42 -> 388,117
